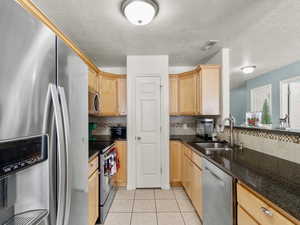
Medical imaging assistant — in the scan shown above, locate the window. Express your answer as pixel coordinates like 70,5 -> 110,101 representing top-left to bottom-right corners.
280,76 -> 300,129
250,84 -> 272,113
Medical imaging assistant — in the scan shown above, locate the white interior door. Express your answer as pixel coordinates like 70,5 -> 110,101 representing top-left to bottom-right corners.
135,77 -> 161,188
289,82 -> 300,129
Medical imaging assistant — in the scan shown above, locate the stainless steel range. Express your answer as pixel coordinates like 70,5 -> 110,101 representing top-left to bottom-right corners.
89,141 -> 118,223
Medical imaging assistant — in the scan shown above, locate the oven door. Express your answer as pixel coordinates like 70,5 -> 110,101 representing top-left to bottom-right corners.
100,147 -> 117,205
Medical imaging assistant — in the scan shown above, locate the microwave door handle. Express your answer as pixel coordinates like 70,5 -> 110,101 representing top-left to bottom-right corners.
49,84 -> 66,225
58,86 -> 72,225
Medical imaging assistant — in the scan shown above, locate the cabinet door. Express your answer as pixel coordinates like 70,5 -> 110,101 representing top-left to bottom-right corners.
182,153 -> 187,189
238,205 -> 259,225
186,157 -> 193,198
88,171 -> 99,225
197,65 -> 220,115
114,141 -> 127,186
117,77 -> 127,115
169,76 -> 179,115
100,75 -> 118,115
192,164 -> 203,219
88,69 -> 98,92
178,73 -> 197,115
170,141 -> 182,186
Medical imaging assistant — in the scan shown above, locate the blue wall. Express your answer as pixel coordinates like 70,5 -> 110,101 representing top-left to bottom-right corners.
231,60 -> 300,126
230,85 -> 247,125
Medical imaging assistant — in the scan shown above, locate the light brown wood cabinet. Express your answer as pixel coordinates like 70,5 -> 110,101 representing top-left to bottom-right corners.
113,141 -> 127,186
196,65 -> 220,115
88,156 -> 99,225
92,72 -> 127,116
237,183 -> 299,225
238,205 -> 259,225
88,69 -> 98,92
191,162 -> 203,219
117,77 -> 127,115
169,65 -> 220,116
99,74 -> 119,116
169,75 -> 179,115
170,141 -> 182,186
177,144 -> 203,220
178,72 -> 197,115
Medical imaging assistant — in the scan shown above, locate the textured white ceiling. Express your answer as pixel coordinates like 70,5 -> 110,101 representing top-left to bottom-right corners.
32,0 -> 300,88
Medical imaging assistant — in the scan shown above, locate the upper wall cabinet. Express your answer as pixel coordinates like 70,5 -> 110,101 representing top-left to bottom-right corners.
178,71 -> 198,115
95,72 -> 127,116
88,69 -> 98,92
117,77 -> 127,115
196,65 -> 220,115
99,73 -> 119,116
169,75 -> 179,115
169,65 -> 220,116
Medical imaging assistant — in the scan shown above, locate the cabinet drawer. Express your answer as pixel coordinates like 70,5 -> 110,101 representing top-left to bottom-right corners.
238,205 -> 259,225
237,184 -> 295,225
183,144 -> 192,159
192,152 -> 202,169
89,156 -> 99,177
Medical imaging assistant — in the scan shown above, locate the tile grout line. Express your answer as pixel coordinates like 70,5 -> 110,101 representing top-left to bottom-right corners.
129,188 -> 136,225
173,187 -> 187,225
154,189 -> 159,225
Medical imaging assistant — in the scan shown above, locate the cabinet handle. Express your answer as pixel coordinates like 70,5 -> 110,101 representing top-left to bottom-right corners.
260,207 -> 273,216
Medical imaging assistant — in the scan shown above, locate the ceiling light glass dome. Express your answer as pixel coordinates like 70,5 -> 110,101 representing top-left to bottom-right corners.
122,0 -> 159,26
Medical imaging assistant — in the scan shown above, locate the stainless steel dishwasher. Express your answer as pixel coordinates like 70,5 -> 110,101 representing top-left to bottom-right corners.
203,158 -> 233,225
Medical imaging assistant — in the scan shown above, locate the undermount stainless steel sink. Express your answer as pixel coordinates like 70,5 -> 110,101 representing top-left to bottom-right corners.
194,142 -> 232,154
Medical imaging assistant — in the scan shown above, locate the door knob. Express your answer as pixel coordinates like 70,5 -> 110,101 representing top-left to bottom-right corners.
136,136 -> 141,140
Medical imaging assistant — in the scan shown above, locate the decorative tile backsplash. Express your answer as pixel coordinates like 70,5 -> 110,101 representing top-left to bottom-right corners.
169,116 -> 197,135
89,116 -> 127,135
219,127 -> 300,164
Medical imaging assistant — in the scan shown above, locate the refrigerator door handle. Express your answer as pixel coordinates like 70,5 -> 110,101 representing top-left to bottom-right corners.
58,86 -> 72,225
46,84 -> 67,225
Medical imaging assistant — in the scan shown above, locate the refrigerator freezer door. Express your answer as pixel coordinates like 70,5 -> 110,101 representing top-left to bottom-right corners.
56,38 -> 89,225
0,0 -> 56,141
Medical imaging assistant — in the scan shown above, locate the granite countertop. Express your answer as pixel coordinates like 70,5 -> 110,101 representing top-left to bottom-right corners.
184,140 -> 300,221
88,135 -> 126,160
170,135 -> 207,143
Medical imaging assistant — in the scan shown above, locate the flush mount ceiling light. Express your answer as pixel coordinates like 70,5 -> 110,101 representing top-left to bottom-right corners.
121,0 -> 159,26
241,65 -> 256,74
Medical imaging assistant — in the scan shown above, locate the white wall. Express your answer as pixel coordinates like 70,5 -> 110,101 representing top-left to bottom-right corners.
100,66 -> 195,75
101,67 -> 127,74
206,48 -> 230,124
127,55 -> 170,190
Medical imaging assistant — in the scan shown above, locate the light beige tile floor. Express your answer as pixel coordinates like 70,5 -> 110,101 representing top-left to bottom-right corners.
102,187 -> 202,225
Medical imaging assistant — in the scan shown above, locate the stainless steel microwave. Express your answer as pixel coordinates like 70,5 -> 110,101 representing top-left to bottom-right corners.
88,91 -> 100,115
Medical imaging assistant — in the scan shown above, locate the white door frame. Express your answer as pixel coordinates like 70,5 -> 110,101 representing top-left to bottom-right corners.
127,55 -> 169,190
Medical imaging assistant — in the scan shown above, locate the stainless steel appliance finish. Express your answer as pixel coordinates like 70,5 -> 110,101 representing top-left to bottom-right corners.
203,159 -> 233,225
56,38 -> 89,225
99,144 -> 117,224
0,1 -> 89,225
88,91 -> 100,115
196,119 -> 215,141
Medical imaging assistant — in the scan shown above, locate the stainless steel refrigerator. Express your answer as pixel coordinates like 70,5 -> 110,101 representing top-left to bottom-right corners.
0,1 -> 89,225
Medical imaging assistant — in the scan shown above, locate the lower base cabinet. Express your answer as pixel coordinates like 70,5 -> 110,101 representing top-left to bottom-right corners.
88,166 -> 99,225
192,164 -> 203,219
238,205 -> 259,225
179,143 -> 203,220
237,183 -> 298,225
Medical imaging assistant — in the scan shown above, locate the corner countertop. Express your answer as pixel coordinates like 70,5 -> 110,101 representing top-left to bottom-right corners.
171,135 -> 300,221
88,135 -> 127,160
